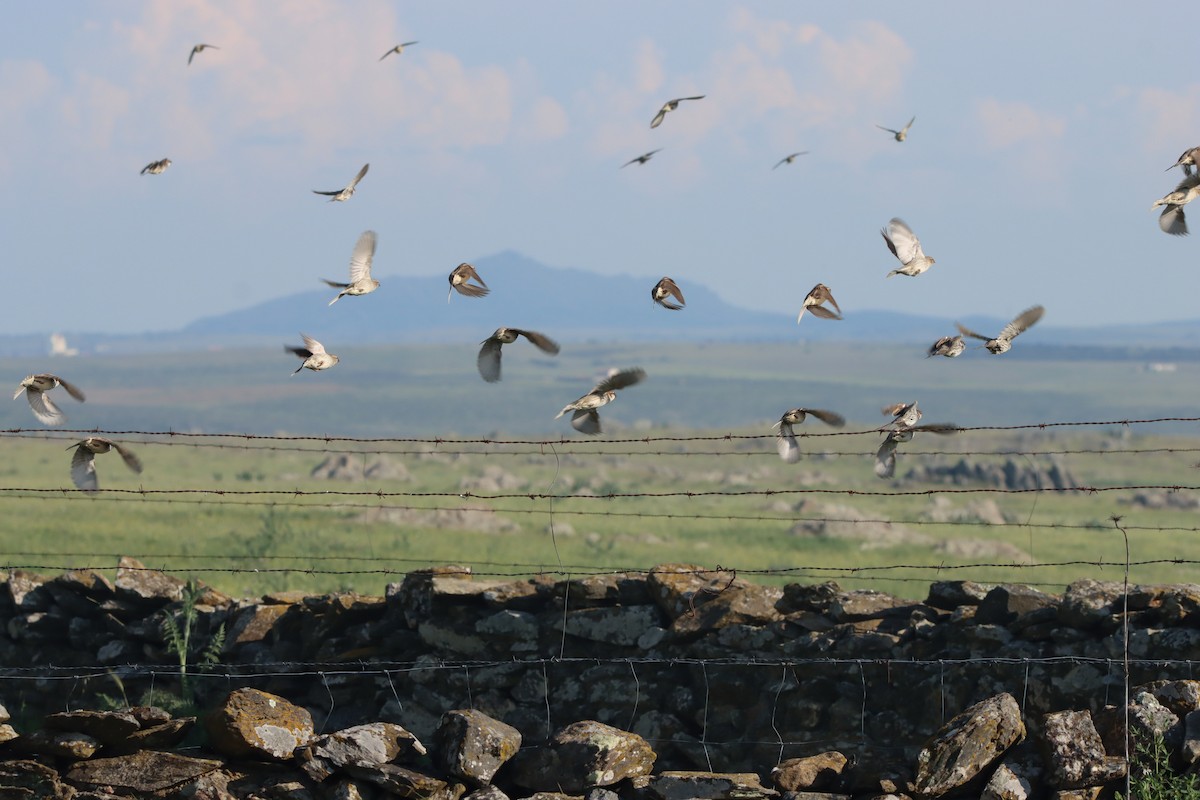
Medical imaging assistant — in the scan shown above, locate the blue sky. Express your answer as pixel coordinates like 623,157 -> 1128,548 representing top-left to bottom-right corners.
2,2 -> 1198,335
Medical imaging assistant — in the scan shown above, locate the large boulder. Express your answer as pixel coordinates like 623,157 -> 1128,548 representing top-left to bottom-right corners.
914,693 -> 1025,797
204,688 -> 315,760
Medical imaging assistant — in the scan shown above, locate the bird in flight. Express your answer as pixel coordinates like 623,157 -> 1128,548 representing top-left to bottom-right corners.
188,44 -> 219,66
140,158 -> 171,175
556,368 -> 646,435
881,218 -> 935,278
876,116 -> 915,142
1166,146 -> 1200,176
286,334 -> 340,374
874,423 -> 958,479
69,437 -> 142,492
380,41 -> 419,60
650,96 -> 705,129
1152,174 -> 1200,236
796,284 -> 842,323
477,328 -> 560,383
881,401 -> 923,431
323,230 -> 379,305
773,407 -> 846,463
773,152 -> 809,170
956,306 -> 1045,354
447,263 -> 489,301
313,163 -> 369,202
651,277 -> 686,310
927,335 -> 965,358
14,374 -> 85,426
622,149 -> 661,168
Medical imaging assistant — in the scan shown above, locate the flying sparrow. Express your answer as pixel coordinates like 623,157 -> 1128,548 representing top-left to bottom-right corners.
773,152 -> 809,170
796,283 -> 842,323
621,149 -> 662,168
1152,174 -> 1200,236
956,306 -> 1044,354
773,407 -> 846,463
876,116 -> 915,142
323,230 -> 379,305
650,95 -> 705,129
882,218 -> 935,278
380,41 -> 419,60
555,368 -> 646,435
313,163 -> 369,202
140,158 -> 171,175
651,277 -> 686,310
13,374 -> 85,426
69,437 -> 142,492
188,44 -> 219,66
477,328 -> 560,383
447,263 -> 489,301
286,334 -> 339,374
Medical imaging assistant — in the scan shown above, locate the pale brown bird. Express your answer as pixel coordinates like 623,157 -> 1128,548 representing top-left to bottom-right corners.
323,230 -> 379,305
796,284 -> 842,323
13,374 -> 85,426
140,158 -> 171,175
882,218 -> 935,277
881,401 -> 922,431
927,335 -> 965,358
286,334 -> 339,374
876,116 -> 915,142
1167,146 -> 1200,176
875,423 -> 958,479
956,306 -> 1044,354
188,44 -> 219,66
651,277 -> 685,310
477,328 -> 560,383
555,368 -> 646,435
313,163 -> 369,202
447,263 -> 489,301
773,407 -> 846,463
380,41 -> 419,60
69,437 -> 142,492
773,152 -> 809,170
621,149 -> 662,168
650,96 -> 705,129
1152,174 -> 1200,236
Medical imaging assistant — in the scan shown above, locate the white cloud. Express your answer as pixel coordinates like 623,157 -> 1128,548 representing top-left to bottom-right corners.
975,98 -> 1066,150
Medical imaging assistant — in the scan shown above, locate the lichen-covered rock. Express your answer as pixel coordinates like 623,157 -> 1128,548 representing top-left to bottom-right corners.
981,759 -> 1035,800
1057,580 -> 1124,629
672,584 -> 784,637
1040,710 -> 1126,790
345,763 -> 465,799
434,709 -> 522,785
649,770 -> 779,799
647,564 -> 740,621
511,720 -> 656,794
65,750 -> 223,793
771,751 -> 849,792
115,556 -> 187,604
561,604 -> 665,646
914,693 -> 1025,797
975,585 -> 1055,625
299,721 -> 427,782
204,687 -> 315,760
43,709 -> 140,744
224,602 -> 290,651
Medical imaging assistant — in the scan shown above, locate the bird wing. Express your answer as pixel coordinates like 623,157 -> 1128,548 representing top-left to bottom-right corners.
914,423 -> 960,435
514,329 -> 560,355
874,438 -> 898,478
349,230 -> 377,281
816,286 -> 841,316
322,279 -> 350,289
26,389 -> 65,426
884,218 -> 924,263
111,441 -> 143,473
285,345 -> 312,358
657,279 -> 685,308
188,47 -> 198,65
680,95 -> 705,101
902,116 -> 915,133
881,402 -> 914,418
805,408 -> 846,428
379,47 -> 397,60
312,190 -> 341,196
776,434 -> 801,464
999,305 -> 1044,342
876,125 -> 899,135
650,108 -> 667,129
955,322 -> 990,342
461,263 -> 488,288
1159,205 -> 1189,236
70,445 -> 99,491
55,376 -> 86,402
477,338 -> 503,383
594,368 -> 646,394
805,305 -> 841,321
301,334 -> 326,355
452,281 -> 489,298
346,163 -> 369,190
571,408 -> 602,435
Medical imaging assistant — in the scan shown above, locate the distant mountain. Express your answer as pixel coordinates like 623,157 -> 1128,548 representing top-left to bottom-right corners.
3,251 -> 1200,357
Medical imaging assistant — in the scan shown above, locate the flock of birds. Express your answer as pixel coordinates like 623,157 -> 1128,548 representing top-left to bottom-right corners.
18,42 -> 1200,489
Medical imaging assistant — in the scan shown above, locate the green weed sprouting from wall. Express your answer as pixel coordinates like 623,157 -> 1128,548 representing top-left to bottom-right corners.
161,579 -> 226,696
1117,731 -> 1200,800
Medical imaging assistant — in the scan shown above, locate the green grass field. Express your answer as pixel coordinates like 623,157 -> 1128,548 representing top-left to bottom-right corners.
2,341 -> 1198,599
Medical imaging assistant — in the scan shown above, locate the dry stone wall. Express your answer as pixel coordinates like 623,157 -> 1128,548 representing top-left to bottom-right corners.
2,559 -> 1200,797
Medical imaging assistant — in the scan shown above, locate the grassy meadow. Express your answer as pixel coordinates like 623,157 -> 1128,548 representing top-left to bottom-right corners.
1,340 -> 1198,599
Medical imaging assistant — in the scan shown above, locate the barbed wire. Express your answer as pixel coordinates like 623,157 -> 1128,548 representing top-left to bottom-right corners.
2,414 -> 1197,446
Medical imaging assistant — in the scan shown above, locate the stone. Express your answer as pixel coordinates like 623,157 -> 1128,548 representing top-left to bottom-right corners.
44,709 -> 140,744
1040,710 -> 1126,789
0,723 -> 19,744
981,759 -> 1035,800
914,693 -> 1025,797
672,585 -> 784,637
204,687 -> 315,760
771,751 -> 849,792
0,759 -> 69,797
1151,679 -> 1200,716
224,602 -> 290,650
926,580 -> 994,609
511,720 -> 656,794
649,771 -> 779,799
975,585 -> 1055,625
114,556 -> 187,604
121,716 -> 195,750
345,763 -> 465,799
299,721 -> 427,782
1183,710 -> 1200,766
1058,580 -> 1125,629
561,605 -> 666,646
464,785 -> 511,800
647,564 -> 741,621
65,750 -> 223,793
434,709 -> 523,785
